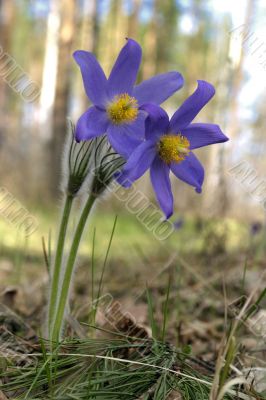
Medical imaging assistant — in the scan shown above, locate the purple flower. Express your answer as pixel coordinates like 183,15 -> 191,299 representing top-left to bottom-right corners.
173,217 -> 184,230
250,221 -> 263,236
117,81 -> 229,218
73,38 -> 184,158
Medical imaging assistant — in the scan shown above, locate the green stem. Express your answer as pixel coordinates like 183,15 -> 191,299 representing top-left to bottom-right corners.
48,194 -> 74,335
51,194 -> 96,344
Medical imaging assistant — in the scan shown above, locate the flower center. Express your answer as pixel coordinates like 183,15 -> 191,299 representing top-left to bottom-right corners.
158,134 -> 190,164
107,93 -> 138,125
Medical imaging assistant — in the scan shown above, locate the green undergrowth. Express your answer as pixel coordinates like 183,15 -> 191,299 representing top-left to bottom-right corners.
0,205 -> 253,265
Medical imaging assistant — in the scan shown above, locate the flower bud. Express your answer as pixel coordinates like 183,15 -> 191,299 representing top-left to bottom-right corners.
90,136 -> 125,196
62,119 -> 125,198
62,119 -> 95,196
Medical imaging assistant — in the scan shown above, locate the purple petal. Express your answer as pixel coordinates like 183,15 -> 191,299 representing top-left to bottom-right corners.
116,140 -> 156,187
170,152 -> 204,193
150,156 -> 173,219
107,111 -> 146,158
73,51 -> 108,107
170,80 -> 215,131
133,71 -> 184,105
140,104 -> 169,142
182,123 -> 229,150
75,107 -> 109,141
108,39 -> 142,97
107,130 -> 142,159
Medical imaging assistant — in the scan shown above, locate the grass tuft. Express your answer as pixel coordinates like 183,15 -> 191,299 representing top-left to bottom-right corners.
1,335 -> 263,399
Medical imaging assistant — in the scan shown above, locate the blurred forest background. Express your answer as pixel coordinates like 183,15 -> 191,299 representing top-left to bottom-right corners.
1,0 -> 266,252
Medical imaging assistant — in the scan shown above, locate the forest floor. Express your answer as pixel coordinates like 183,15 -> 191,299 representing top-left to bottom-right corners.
0,206 -> 266,398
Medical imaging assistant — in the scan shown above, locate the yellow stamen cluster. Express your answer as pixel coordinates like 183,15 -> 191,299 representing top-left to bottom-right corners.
158,134 -> 190,164
107,93 -> 138,124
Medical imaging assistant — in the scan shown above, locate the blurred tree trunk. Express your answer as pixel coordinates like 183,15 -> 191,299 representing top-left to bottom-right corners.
49,0 -> 76,197
154,0 -> 180,73
203,0 -> 256,217
79,0 -> 101,111
127,0 -> 141,39
39,0 -> 60,140
183,0 -> 211,98
99,0 -> 128,79
0,1 -> 15,142
143,0 -> 180,78
223,0 -> 256,215
80,0 -> 100,55
202,17 -> 231,217
142,0 -> 157,79
230,0 -> 256,141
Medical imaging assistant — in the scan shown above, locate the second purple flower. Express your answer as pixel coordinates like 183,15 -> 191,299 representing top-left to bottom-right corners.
117,81 -> 229,218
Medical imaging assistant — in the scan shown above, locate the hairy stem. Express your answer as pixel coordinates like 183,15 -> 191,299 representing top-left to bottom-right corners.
51,194 -> 96,345
48,194 -> 74,336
